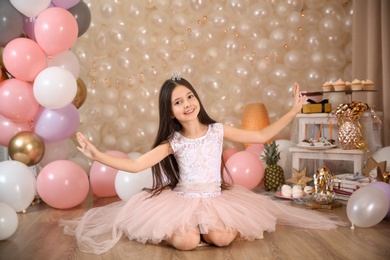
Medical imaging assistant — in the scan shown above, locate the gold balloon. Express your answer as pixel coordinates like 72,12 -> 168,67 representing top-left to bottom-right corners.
8,131 -> 45,166
0,67 -> 9,83
0,47 -> 4,68
72,77 -> 87,109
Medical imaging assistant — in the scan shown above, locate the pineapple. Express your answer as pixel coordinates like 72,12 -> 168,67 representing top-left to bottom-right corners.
261,141 -> 285,191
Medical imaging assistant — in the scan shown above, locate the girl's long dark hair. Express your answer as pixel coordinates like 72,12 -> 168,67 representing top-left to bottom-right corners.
143,77 -> 232,196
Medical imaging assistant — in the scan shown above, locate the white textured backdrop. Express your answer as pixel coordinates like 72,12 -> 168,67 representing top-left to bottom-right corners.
71,0 -> 352,156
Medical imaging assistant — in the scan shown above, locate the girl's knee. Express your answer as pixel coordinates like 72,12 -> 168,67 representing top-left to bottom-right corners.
165,231 -> 200,251
202,230 -> 237,247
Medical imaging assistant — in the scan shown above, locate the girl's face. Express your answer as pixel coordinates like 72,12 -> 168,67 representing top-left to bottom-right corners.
170,85 -> 200,123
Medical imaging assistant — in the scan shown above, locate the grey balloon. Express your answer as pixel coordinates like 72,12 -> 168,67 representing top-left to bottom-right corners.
0,1 -> 24,47
67,1 -> 91,37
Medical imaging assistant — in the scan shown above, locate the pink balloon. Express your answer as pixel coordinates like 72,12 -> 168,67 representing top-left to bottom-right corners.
22,4 -> 55,40
222,148 -> 241,164
245,143 -> 265,157
223,151 -> 264,190
3,38 -> 47,82
36,160 -> 89,209
0,114 -> 33,146
0,79 -> 40,123
368,182 -> 390,218
34,7 -> 78,56
90,151 -> 128,197
34,104 -> 80,142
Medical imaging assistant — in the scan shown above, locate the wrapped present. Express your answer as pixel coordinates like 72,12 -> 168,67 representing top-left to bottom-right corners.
332,173 -> 369,202
301,99 -> 332,114
333,173 -> 369,190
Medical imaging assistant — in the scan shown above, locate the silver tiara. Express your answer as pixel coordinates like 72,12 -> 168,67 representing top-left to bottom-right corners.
171,72 -> 181,81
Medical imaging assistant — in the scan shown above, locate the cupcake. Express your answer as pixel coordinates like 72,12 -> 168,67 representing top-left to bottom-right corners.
333,79 -> 345,91
351,79 -> 363,90
345,81 -> 351,90
322,81 -> 333,92
363,79 -> 374,90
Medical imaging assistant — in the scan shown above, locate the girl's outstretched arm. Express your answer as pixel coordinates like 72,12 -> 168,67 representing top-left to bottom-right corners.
76,132 -> 172,173
224,83 -> 307,144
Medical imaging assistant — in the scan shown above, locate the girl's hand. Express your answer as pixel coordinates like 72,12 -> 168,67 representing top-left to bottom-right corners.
76,132 -> 99,160
291,83 -> 307,114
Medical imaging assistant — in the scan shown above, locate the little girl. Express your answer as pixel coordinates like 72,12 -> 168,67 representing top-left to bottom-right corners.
61,76 -> 345,254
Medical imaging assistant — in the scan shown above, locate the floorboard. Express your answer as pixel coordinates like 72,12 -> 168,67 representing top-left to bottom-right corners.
1,190 -> 389,260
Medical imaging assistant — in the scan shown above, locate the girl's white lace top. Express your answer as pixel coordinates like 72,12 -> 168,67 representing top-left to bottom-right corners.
169,123 -> 223,198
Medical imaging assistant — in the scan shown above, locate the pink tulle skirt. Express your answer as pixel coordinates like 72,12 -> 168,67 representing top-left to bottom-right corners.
60,186 -> 346,255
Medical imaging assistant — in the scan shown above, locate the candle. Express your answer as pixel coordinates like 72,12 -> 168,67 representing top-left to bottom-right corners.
330,121 -> 333,139
305,124 -> 308,139
312,122 -> 315,139
317,123 -> 320,139
321,123 -> 324,138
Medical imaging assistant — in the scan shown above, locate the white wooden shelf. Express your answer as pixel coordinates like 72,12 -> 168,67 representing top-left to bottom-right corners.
289,147 -> 365,175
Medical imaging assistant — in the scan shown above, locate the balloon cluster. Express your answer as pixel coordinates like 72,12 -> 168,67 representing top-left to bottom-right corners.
72,0 -> 353,154
0,0 -> 91,239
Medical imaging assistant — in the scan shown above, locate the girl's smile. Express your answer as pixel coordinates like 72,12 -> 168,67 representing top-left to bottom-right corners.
171,85 -> 200,120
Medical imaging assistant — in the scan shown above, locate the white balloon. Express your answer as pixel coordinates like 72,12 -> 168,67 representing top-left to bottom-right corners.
171,13 -> 189,33
269,28 -> 288,47
115,168 -> 153,201
98,0 -> 120,25
123,1 -> 146,22
170,0 -> 188,13
10,0 -> 50,18
39,140 -> 70,167
302,9 -> 321,30
47,50 -> 80,79
0,202 -> 18,240
33,67 -> 77,109
283,50 -> 307,69
319,15 -> 341,37
286,11 -> 303,30
303,30 -> 324,51
68,156 -> 92,176
347,186 -> 389,228
147,10 -> 170,32
0,161 -> 37,212
303,67 -> 325,89
304,0 -> 325,9
325,49 -> 346,70
309,50 -> 325,67
372,147 -> 390,172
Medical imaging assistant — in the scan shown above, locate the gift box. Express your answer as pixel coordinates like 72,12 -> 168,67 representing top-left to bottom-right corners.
301,99 -> 332,114
332,173 -> 369,202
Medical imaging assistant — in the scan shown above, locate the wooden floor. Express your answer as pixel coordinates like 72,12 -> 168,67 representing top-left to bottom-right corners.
1,190 -> 389,260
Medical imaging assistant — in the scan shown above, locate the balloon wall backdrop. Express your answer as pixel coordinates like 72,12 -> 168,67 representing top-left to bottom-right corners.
71,0 -> 353,155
